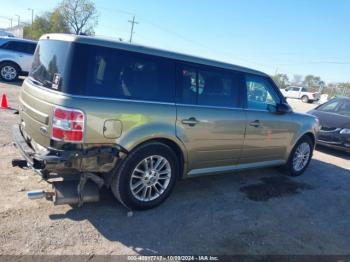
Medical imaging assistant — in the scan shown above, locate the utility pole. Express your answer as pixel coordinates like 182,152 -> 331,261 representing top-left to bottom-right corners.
28,8 -> 34,25
9,18 -> 13,28
14,14 -> 20,26
128,16 -> 138,43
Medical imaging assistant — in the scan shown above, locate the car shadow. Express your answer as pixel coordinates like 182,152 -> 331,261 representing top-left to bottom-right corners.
48,159 -> 350,255
0,77 -> 24,87
316,145 -> 350,160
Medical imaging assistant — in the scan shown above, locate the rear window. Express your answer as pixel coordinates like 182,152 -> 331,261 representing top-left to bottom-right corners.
30,40 -> 175,103
29,40 -> 72,90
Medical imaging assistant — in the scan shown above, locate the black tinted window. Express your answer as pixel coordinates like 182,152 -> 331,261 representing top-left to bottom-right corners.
177,64 -> 241,108
30,40 -> 72,90
26,43 -> 37,54
1,41 -> 36,54
70,44 -> 175,102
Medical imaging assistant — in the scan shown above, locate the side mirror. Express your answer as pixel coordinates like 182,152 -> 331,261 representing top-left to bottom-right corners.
276,102 -> 292,114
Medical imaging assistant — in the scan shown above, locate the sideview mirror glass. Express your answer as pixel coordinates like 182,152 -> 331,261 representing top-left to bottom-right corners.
276,102 -> 292,114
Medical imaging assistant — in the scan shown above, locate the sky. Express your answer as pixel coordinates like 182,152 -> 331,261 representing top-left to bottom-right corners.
1,0 -> 349,83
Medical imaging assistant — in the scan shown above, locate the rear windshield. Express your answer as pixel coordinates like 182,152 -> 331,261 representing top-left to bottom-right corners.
29,40 -> 72,90
29,39 -> 175,103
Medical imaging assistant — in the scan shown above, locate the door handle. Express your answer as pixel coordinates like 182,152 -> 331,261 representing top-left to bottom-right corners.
249,120 -> 260,127
181,117 -> 199,126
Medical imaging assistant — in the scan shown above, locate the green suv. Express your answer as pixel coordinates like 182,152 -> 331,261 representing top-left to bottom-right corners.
12,34 -> 319,210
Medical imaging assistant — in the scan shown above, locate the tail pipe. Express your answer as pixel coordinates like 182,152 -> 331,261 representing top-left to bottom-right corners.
26,173 -> 104,206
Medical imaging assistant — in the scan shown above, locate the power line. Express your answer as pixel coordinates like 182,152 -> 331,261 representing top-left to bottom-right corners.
97,6 -> 350,67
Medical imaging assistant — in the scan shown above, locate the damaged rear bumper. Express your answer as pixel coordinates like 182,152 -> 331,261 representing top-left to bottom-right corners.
12,124 -> 124,178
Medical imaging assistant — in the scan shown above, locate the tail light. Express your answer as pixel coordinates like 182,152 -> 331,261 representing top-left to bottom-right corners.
51,107 -> 85,143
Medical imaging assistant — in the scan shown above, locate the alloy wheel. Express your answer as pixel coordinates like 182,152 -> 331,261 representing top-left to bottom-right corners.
1,65 -> 17,81
129,155 -> 172,202
292,142 -> 311,172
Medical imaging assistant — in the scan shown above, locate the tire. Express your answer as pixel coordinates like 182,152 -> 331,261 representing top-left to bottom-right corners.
301,95 -> 309,103
111,142 -> 179,210
0,62 -> 20,82
283,136 -> 313,177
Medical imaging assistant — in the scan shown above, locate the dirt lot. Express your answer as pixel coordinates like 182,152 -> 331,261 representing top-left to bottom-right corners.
0,79 -> 349,255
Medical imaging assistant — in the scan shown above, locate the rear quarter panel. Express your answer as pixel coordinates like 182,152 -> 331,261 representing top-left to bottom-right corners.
20,79 -> 186,158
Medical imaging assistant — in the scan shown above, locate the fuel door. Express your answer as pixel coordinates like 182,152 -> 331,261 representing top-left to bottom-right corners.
103,119 -> 122,139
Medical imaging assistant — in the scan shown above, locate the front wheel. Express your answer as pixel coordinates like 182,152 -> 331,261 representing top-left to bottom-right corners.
111,142 -> 179,210
0,62 -> 20,82
283,136 -> 313,176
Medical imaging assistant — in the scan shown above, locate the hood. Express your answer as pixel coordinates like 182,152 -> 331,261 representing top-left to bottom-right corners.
308,110 -> 350,129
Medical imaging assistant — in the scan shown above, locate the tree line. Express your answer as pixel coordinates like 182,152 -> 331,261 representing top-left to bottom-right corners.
23,0 -> 98,40
272,73 -> 350,97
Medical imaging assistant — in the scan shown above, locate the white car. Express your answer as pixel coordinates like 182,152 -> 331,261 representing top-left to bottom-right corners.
281,86 -> 320,103
0,37 -> 37,82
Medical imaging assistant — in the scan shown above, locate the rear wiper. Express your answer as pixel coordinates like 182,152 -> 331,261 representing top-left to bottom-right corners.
28,77 -> 44,87
43,80 -> 53,88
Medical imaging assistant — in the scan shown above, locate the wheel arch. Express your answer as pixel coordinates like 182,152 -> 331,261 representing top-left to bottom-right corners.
110,132 -> 188,183
0,60 -> 23,73
288,131 -> 316,160
133,137 -> 186,179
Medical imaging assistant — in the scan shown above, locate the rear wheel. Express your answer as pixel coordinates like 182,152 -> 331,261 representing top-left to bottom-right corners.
283,136 -> 313,176
301,95 -> 309,103
0,62 -> 20,82
111,142 -> 179,210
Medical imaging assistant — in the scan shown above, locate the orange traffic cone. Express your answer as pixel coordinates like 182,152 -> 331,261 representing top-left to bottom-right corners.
1,94 -> 8,109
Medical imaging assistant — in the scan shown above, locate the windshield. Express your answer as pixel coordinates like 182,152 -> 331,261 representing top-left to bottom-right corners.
29,40 -> 72,91
318,99 -> 350,116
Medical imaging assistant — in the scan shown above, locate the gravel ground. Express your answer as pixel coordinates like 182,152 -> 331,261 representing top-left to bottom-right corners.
0,79 -> 349,255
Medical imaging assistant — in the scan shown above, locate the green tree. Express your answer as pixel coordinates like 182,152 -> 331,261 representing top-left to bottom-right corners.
272,73 -> 289,89
23,10 -> 70,40
303,75 -> 325,92
50,10 -> 70,33
338,82 -> 350,97
58,0 -> 98,35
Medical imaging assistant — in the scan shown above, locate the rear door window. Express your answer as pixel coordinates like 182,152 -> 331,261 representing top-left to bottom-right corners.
177,64 -> 242,108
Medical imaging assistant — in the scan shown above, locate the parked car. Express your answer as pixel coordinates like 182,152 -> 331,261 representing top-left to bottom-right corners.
308,97 -> 350,153
281,86 -> 320,103
0,37 -> 37,82
12,34 -> 319,210
0,30 -> 15,37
